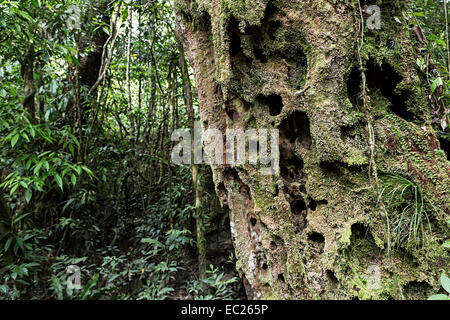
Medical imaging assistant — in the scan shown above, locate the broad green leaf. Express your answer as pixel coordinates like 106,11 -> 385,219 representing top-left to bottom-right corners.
4,237 -> 12,251
11,134 -> 19,147
441,274 -> 450,294
428,294 -> 449,300
141,238 -> 165,248
71,173 -> 77,186
54,174 -> 63,191
25,189 -> 32,203
34,161 -> 43,175
431,77 -> 443,93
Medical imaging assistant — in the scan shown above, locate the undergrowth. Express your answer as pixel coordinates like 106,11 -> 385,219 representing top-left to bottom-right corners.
379,174 -> 432,250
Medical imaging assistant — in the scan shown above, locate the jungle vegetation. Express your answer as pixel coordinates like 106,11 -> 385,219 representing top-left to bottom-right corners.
0,0 -> 448,300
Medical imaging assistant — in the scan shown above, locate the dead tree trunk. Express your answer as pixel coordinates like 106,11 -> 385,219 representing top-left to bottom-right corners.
175,0 -> 450,300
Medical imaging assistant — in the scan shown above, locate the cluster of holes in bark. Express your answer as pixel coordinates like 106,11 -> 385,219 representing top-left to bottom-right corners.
291,198 -> 307,231
227,3 -> 307,91
223,168 -> 268,276
270,235 -> 284,251
320,161 -> 341,176
277,111 -> 317,235
308,198 -> 328,211
347,59 -> 415,122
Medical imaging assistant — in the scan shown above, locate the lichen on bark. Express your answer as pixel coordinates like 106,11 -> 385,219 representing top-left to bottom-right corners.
175,0 -> 449,299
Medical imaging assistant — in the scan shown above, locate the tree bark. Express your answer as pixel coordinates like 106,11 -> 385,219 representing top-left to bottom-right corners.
21,48 -> 36,122
0,191 -> 10,235
175,0 -> 450,300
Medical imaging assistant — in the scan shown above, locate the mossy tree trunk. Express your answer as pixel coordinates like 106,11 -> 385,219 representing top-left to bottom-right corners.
175,0 -> 449,300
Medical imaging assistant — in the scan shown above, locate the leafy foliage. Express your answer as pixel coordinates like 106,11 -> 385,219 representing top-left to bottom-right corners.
0,0 -> 239,300
428,274 -> 450,300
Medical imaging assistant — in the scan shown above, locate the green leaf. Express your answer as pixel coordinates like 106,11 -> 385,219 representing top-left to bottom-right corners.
431,77 -> 443,93
11,134 -> 19,147
71,174 -> 77,186
69,143 -> 74,155
4,237 -> 12,251
25,189 -> 32,203
54,174 -> 63,191
428,294 -> 449,300
79,273 -> 99,300
141,238 -> 165,248
13,212 -> 32,224
441,274 -> 450,294
0,285 -> 8,294
34,161 -> 43,175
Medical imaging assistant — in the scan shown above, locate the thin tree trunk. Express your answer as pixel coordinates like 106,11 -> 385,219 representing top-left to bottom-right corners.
21,48 -> 36,122
0,190 -> 10,235
126,7 -> 134,138
175,31 -> 207,280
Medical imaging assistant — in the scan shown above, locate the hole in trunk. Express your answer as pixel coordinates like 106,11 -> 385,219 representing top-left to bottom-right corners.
351,223 -> 370,240
239,185 -> 251,199
308,232 -> 325,243
291,199 -> 307,215
347,59 -> 415,121
326,270 -> 339,289
257,94 -> 283,116
279,111 -> 312,149
253,47 -> 268,63
229,16 -> 242,58
438,137 -> 449,160
268,20 -> 282,40
403,281 -> 433,300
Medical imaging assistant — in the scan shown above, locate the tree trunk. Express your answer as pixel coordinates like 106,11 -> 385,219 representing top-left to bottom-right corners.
21,48 -> 36,122
175,30 -> 208,280
0,191 -> 10,235
175,0 -> 450,300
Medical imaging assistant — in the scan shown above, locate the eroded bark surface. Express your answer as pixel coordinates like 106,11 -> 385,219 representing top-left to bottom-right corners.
175,0 -> 450,299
